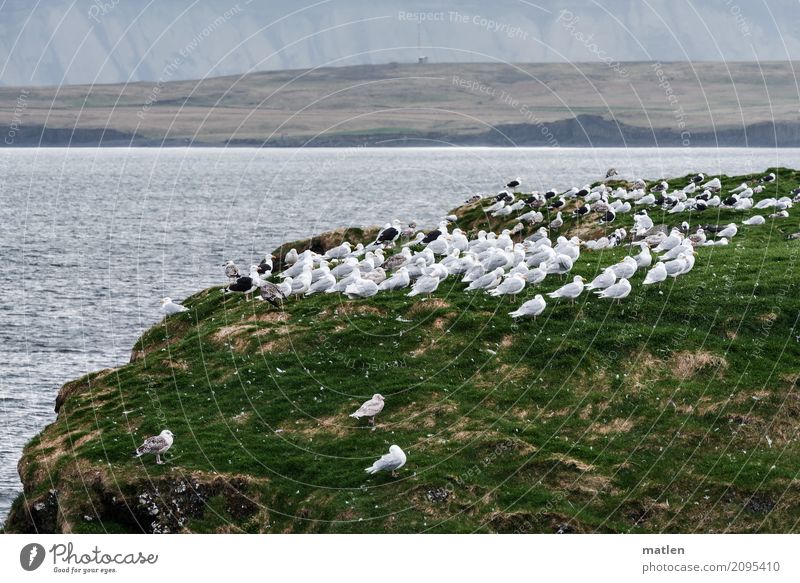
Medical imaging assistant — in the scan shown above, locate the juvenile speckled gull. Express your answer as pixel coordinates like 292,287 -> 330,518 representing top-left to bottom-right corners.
134,430 -> 174,465
350,394 -> 385,426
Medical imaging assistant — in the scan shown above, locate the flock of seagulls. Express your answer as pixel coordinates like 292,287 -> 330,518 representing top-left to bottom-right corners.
154,170 -> 796,474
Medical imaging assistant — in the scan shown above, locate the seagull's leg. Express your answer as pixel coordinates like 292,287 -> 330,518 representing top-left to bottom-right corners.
369,416 -> 375,426
391,470 -> 398,478
156,454 -> 163,465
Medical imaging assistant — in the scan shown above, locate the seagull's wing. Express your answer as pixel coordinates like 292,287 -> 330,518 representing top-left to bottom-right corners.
354,398 -> 384,418
137,435 -> 168,454
370,451 -> 401,473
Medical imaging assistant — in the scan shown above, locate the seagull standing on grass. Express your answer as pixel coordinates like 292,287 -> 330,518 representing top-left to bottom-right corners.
596,278 -> 631,302
134,430 -> 174,465
509,295 -> 546,319
643,262 -> 668,285
547,276 -> 585,303
350,394 -> 385,426
365,445 -> 406,477
160,297 -> 188,315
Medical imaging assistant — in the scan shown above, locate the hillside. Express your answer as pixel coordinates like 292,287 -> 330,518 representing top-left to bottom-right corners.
4,168 -> 800,534
2,62 -> 800,146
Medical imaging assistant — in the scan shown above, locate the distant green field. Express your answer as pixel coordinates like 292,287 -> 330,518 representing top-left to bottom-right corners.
6,168 -> 799,534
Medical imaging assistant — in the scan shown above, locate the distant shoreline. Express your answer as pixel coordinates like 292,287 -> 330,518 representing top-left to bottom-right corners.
4,115 -> 800,148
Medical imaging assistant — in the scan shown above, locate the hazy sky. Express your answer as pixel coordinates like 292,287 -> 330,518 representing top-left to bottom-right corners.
1,0 -> 799,86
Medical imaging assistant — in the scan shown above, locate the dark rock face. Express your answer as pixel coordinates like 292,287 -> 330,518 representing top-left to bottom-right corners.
6,473 -> 261,534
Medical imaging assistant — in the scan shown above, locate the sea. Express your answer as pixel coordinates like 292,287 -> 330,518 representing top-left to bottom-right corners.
1,146 -> 798,522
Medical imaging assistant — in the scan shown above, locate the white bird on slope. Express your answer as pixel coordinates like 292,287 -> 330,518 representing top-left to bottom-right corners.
509,295 -> 547,319
596,278 -> 631,301
547,276 -> 585,302
742,215 -> 765,226
305,272 -> 336,295
653,229 -> 683,253
289,265 -> 313,297
632,244 -> 652,268
525,262 -> 548,285
345,278 -> 379,299
545,253 -> 573,276
610,256 -> 638,279
160,297 -> 188,315
585,268 -> 617,291
325,242 -> 352,259
467,267 -> 505,291
365,445 -> 407,477
717,223 -> 738,238
378,267 -> 411,291
488,273 -> 526,298
643,262 -> 668,285
407,274 -> 440,298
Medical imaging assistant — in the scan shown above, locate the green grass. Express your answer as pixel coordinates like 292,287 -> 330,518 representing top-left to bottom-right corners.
5,168 -> 800,534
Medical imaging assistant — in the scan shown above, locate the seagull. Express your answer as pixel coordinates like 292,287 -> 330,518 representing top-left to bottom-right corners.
134,430 -> 174,465
304,272 -> 337,296
506,178 -> 521,190
225,266 -> 262,295
632,244 -> 652,268
365,445 -> 407,477
284,248 -> 299,266
729,182 -> 749,193
223,260 -> 240,282
488,273 -> 526,299
467,267 -> 504,291
549,212 -> 563,230
650,180 -> 669,193
547,275 -> 585,303
325,242 -> 352,260
509,294 -> 546,319
585,268 -> 616,291
350,394 -> 385,426
525,262 -> 548,285
717,223 -> 738,238
257,255 -> 275,275
408,274 -> 440,298
610,256 -> 638,279
345,278 -> 379,299
378,267 -> 411,291
160,297 -> 188,315
643,262 -> 667,285
742,215 -> 765,226
375,222 -> 401,247
595,278 -> 631,302
259,281 -> 286,306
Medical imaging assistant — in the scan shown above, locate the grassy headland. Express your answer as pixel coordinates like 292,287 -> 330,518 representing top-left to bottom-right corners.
5,168 -> 800,533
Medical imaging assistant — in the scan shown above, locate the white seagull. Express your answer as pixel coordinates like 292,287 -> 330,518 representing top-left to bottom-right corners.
160,297 -> 188,315
509,295 -> 546,319
365,445 -> 407,477
547,276 -> 585,302
643,262 -> 668,285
